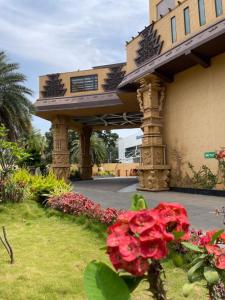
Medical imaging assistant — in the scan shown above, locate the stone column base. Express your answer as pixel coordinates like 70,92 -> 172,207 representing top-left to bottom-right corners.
52,164 -> 70,182
79,166 -> 93,180
138,165 -> 170,192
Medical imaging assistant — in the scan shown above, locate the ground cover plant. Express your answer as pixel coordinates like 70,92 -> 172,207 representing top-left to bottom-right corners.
48,192 -> 122,225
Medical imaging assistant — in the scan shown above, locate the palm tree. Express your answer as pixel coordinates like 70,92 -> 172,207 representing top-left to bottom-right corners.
70,133 -> 107,166
0,51 -> 34,140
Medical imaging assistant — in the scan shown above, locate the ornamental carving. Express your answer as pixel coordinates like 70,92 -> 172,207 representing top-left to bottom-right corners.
159,86 -> 166,112
147,170 -> 170,190
135,24 -> 164,66
52,153 -> 70,165
154,148 -> 163,165
52,167 -> 70,181
41,74 -> 67,98
137,77 -> 170,191
52,116 -> 70,181
142,149 -> 152,165
102,65 -> 126,91
139,170 -> 145,188
137,89 -> 144,112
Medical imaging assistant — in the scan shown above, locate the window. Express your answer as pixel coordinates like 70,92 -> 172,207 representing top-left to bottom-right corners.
184,7 -> 191,35
125,146 -> 140,159
215,0 -> 223,16
71,75 -> 98,92
171,16 -> 177,43
156,0 -> 175,19
198,0 -> 206,26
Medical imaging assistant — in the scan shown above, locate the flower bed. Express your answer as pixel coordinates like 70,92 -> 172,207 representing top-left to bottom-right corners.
48,192 -> 123,225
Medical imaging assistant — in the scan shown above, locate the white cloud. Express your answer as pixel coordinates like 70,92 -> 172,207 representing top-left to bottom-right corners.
0,0 -> 148,71
0,0 -> 148,135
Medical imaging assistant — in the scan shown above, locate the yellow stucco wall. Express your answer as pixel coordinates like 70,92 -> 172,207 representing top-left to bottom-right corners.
39,65 -> 127,98
164,52 -> 225,186
127,0 -> 225,74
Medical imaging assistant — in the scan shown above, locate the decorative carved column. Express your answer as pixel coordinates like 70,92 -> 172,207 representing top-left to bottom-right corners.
79,126 -> 93,180
52,116 -> 70,181
137,76 -> 170,191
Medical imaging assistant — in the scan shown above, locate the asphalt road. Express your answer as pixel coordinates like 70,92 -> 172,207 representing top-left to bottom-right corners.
73,177 -> 225,230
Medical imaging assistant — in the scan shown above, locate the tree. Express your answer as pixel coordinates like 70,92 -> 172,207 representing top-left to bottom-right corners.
0,125 -> 28,180
68,132 -> 107,166
20,128 -> 46,168
0,51 -> 34,140
97,130 -> 119,162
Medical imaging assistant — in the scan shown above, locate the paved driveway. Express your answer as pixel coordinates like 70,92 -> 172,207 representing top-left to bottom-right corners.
73,177 -> 225,230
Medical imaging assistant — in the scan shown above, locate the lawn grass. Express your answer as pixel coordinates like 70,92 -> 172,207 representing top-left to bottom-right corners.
0,200 -> 207,300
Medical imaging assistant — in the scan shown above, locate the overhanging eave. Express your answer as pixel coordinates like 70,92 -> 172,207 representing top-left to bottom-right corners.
119,18 -> 225,89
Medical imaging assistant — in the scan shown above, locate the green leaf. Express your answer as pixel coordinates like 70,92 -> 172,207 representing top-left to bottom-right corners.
211,229 -> 224,244
190,254 -> 207,267
173,231 -> 185,240
182,242 -> 204,253
188,260 -> 204,283
219,270 -> 225,284
172,254 -> 185,267
120,275 -> 143,293
130,194 -> 148,211
204,267 -> 220,285
99,246 -> 107,251
84,261 -> 131,300
182,283 -> 195,297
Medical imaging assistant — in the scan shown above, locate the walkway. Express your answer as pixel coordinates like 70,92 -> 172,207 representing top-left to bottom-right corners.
73,177 -> 225,230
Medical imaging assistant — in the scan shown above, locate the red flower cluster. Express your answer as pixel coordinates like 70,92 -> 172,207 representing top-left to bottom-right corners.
192,229 -> 225,269
216,150 -> 225,160
107,202 -> 189,276
48,192 -> 122,225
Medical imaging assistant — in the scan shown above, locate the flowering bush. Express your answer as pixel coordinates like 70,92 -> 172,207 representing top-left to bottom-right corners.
48,192 -> 122,225
216,150 -> 225,160
85,196 -> 225,300
182,229 -> 225,299
85,199 -> 191,300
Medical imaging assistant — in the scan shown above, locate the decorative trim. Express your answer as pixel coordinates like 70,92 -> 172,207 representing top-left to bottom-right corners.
35,92 -> 122,112
119,18 -> 225,89
102,65 -> 126,91
41,73 -> 67,98
135,24 -> 163,66
73,112 -> 143,127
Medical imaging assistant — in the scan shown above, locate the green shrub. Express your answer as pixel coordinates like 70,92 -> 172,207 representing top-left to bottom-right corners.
0,125 -> 29,180
30,172 -> 71,205
188,163 -> 217,189
0,178 -> 27,203
96,170 -> 115,177
12,168 -> 32,186
70,166 -> 80,179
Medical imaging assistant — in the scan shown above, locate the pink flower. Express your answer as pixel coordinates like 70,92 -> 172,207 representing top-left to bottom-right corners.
206,245 -> 223,256
140,239 -> 168,260
216,254 -> 225,269
129,210 -> 157,234
118,236 -> 140,262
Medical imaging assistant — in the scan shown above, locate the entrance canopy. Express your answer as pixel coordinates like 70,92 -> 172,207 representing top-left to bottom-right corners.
35,63 -> 141,131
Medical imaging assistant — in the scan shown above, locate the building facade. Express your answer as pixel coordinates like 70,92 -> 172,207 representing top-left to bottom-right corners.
35,0 -> 225,191
118,134 -> 143,164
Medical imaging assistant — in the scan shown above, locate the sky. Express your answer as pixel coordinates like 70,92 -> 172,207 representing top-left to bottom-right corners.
0,0 -> 148,137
